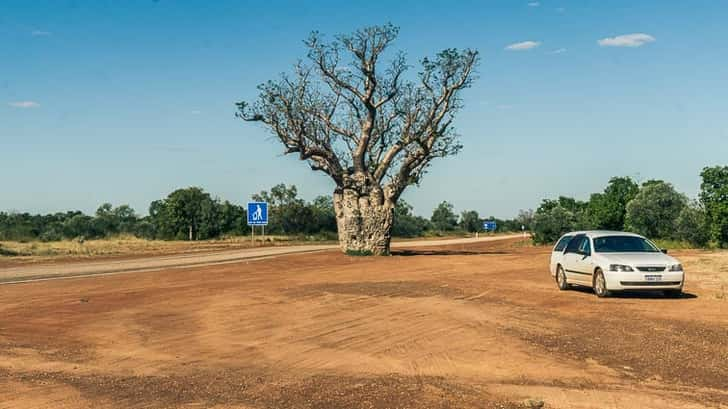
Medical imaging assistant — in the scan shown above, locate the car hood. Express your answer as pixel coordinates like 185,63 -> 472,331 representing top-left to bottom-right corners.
596,252 -> 678,266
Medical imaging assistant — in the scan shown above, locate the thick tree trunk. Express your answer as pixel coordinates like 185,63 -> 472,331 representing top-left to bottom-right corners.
333,185 -> 395,256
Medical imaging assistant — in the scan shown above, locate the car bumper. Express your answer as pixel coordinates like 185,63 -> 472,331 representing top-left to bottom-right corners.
604,271 -> 684,291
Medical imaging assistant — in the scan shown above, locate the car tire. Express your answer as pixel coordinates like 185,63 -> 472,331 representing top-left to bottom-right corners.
664,289 -> 682,298
593,268 -> 611,298
556,265 -> 569,291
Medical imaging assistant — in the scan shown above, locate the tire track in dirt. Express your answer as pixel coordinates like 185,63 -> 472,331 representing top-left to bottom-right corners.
1,238 -> 726,408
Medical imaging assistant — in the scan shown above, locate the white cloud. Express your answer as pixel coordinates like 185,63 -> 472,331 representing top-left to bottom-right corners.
598,33 -> 655,47
8,101 -> 40,108
528,2 -> 540,6
505,41 -> 541,51
190,110 -> 202,115
549,48 -> 567,54
31,30 -> 51,36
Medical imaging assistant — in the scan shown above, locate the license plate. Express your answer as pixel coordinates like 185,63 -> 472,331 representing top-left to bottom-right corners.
645,275 -> 662,281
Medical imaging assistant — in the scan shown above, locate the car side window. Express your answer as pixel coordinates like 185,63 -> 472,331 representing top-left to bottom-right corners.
578,237 -> 591,255
564,235 -> 584,254
554,235 -> 573,252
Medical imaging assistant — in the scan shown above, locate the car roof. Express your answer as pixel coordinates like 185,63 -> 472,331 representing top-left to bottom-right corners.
560,230 -> 645,239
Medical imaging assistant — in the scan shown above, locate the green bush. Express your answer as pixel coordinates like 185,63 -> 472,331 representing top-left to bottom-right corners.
700,166 -> 728,247
532,205 -> 578,244
675,203 -> 710,247
625,181 -> 686,239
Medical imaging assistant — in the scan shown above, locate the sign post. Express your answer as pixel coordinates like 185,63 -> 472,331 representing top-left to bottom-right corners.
482,220 -> 497,233
247,202 -> 269,246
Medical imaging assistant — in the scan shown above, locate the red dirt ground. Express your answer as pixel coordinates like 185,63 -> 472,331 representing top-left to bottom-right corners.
1,238 -> 726,408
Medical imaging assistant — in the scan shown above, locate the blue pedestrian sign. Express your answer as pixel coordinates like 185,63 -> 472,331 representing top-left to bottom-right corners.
247,202 -> 268,226
483,221 -> 497,231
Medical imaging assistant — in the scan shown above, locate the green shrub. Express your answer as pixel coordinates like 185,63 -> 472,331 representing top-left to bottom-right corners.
675,204 -> 710,247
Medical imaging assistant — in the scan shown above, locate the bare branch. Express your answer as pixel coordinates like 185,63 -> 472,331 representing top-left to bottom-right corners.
237,25 -> 478,203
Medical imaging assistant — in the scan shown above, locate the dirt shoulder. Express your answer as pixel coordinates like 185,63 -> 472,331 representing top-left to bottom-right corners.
0,238 -> 725,408
0,234 -> 523,284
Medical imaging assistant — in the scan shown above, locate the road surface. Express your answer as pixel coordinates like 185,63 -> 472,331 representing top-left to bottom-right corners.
0,234 -> 524,284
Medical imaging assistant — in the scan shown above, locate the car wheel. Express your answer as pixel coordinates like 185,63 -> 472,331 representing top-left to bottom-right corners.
664,289 -> 682,298
593,268 -> 611,298
556,265 -> 569,291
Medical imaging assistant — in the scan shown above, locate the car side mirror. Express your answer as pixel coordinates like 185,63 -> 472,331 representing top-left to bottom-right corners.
661,248 -> 668,254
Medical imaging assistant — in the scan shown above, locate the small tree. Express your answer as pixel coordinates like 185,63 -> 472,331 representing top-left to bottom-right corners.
149,187 -> 221,240
675,202 -> 709,247
252,184 -> 312,235
532,204 -> 578,244
431,201 -> 458,231
309,195 -> 337,234
238,24 -> 478,255
625,181 -> 687,239
392,200 -> 430,237
586,176 -> 639,230
516,209 -> 534,231
700,166 -> 728,247
460,210 -> 481,233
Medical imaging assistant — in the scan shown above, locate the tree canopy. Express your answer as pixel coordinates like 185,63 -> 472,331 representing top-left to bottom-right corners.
237,24 -> 478,254
700,166 -> 728,247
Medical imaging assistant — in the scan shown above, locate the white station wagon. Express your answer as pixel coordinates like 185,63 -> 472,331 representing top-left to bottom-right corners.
549,231 -> 685,297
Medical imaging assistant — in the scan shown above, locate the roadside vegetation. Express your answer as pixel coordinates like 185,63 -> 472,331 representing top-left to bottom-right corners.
3,167 -> 725,256
0,234 -> 335,262
0,183 -> 528,259
531,165 -> 728,248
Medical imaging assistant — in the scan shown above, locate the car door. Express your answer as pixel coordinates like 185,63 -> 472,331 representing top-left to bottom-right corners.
562,235 -> 593,285
550,235 -> 573,276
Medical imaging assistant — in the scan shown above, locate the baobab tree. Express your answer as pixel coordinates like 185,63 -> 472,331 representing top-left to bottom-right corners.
237,24 -> 478,255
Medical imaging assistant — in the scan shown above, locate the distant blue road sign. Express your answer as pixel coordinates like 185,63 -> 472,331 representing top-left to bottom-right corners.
247,202 -> 268,226
483,221 -> 497,231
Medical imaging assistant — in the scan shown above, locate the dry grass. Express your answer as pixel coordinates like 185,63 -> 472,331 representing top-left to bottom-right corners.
0,234 -> 335,264
677,249 -> 728,301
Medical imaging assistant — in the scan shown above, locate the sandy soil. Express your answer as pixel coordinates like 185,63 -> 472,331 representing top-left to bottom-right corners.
0,238 -> 726,408
0,235 -> 523,284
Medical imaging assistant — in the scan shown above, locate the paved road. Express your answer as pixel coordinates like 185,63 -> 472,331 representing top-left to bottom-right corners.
0,234 -> 525,284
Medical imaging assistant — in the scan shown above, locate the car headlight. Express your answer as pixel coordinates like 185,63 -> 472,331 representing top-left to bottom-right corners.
609,264 -> 634,272
668,264 -> 683,272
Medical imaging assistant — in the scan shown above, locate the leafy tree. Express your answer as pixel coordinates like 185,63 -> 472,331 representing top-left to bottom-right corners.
431,201 -> 458,231
516,209 -> 534,231
538,196 -> 588,214
586,176 -> 639,230
113,205 -> 138,234
63,214 -> 98,239
253,184 -> 310,234
309,195 -> 337,234
149,187 -> 221,240
219,201 -> 248,236
460,210 -> 481,233
238,24 -> 478,255
700,166 -> 728,247
94,203 -> 139,236
532,203 -> 578,244
675,202 -> 710,247
625,181 -> 687,239
392,200 -> 431,237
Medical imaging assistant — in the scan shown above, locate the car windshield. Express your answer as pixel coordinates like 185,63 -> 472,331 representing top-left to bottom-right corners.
593,236 -> 660,253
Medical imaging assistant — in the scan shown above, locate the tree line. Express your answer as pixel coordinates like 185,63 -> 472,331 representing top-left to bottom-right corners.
0,184 -> 527,243
4,165 -> 724,246
531,166 -> 728,247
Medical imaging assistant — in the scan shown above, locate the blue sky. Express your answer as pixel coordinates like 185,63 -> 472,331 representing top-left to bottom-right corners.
2,0 -> 727,218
